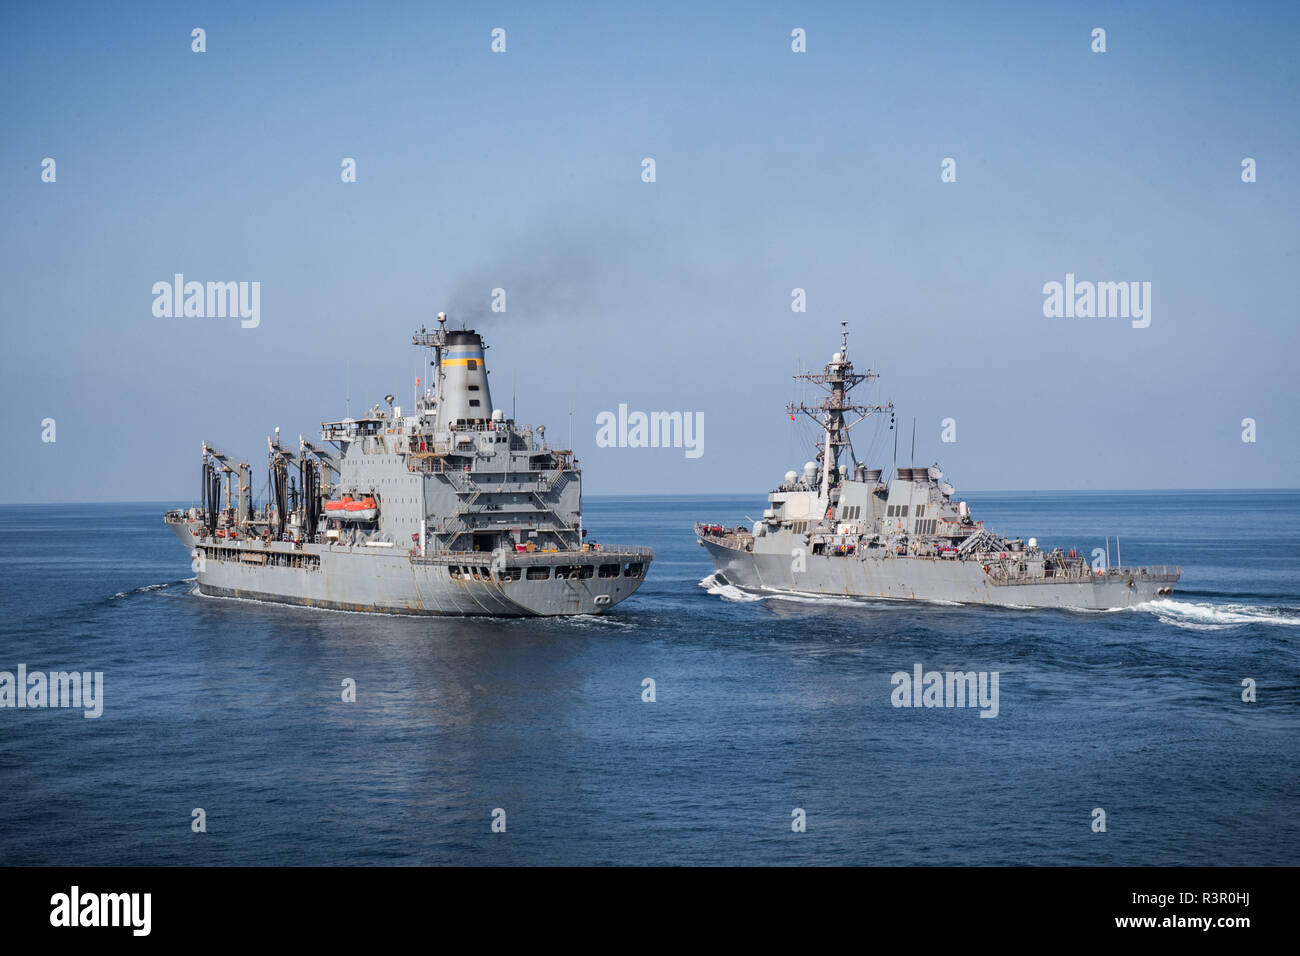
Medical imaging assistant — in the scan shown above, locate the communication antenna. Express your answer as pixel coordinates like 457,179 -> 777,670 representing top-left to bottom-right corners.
892,414 -> 898,475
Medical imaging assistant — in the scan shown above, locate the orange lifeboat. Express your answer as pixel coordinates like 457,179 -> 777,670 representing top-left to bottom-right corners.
343,496 -> 378,521
324,495 -> 379,522
324,495 -> 353,519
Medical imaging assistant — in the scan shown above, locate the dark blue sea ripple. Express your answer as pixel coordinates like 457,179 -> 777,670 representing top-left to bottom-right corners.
0,491 -> 1296,865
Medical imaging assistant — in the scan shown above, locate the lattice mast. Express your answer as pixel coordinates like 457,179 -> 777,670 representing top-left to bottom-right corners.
786,321 -> 894,500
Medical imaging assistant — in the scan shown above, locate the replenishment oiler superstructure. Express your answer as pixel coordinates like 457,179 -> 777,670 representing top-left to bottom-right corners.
696,323 -> 1180,610
165,312 -> 653,616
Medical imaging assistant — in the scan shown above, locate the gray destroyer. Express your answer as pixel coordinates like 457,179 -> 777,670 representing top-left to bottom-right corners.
696,323 -> 1180,609
166,313 -> 653,616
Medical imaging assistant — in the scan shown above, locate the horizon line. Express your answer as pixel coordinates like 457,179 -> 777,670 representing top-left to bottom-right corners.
1,487 -> 1296,507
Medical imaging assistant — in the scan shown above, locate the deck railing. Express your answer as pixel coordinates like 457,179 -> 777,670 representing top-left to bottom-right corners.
410,544 -> 654,566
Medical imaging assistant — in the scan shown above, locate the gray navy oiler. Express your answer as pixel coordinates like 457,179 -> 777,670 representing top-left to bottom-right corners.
166,313 -> 653,616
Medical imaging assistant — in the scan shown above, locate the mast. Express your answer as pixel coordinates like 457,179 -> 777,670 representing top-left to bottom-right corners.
435,311 -> 445,401
786,321 -> 894,501
411,311 -> 448,420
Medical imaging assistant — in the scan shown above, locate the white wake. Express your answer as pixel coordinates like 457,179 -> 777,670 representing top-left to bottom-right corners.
697,574 -> 957,610
1137,599 -> 1300,631
699,573 -> 765,603
699,575 -> 1300,628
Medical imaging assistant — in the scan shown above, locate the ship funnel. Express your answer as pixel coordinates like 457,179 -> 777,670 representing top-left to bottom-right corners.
435,329 -> 493,428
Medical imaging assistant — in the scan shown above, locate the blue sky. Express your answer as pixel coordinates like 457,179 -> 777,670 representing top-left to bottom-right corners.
2,0 -> 1297,502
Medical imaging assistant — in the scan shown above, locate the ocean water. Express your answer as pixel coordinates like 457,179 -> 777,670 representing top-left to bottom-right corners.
0,491 -> 1296,866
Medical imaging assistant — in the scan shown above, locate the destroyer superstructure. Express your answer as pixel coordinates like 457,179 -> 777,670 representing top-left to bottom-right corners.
696,323 -> 1180,609
166,313 -> 653,616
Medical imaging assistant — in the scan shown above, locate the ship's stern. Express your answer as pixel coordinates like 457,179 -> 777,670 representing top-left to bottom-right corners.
494,546 -> 655,615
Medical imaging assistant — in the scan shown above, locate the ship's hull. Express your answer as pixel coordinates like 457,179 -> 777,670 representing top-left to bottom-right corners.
700,537 -> 1176,610
170,521 -> 651,617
